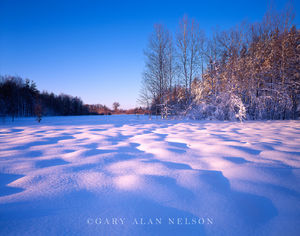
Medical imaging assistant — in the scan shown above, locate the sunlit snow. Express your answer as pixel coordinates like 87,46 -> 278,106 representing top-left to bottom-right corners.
0,115 -> 300,235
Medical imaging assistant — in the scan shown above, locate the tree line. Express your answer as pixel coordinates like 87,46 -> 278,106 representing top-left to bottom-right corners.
140,5 -> 300,120
0,75 -> 147,120
0,75 -> 90,120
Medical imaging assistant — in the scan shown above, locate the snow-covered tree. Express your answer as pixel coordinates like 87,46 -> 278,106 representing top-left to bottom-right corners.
140,4 -> 299,120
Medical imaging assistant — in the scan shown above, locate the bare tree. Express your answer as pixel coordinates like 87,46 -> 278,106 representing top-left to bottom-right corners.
141,24 -> 173,114
34,99 -> 43,123
113,102 -> 120,111
176,16 -> 205,103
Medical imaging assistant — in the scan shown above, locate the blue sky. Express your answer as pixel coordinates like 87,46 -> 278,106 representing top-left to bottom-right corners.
0,0 -> 299,109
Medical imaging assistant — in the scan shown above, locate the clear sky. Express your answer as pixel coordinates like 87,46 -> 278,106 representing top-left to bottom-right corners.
0,0 -> 299,109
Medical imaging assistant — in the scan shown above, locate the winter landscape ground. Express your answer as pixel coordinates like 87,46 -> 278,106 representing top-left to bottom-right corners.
0,115 -> 300,236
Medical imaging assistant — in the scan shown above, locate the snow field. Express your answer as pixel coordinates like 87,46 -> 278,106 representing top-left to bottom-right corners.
0,115 -> 300,235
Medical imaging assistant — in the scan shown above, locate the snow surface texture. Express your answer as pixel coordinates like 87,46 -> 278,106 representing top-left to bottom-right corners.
0,115 -> 300,236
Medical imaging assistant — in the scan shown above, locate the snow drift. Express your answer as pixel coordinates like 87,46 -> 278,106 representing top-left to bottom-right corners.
0,115 -> 299,235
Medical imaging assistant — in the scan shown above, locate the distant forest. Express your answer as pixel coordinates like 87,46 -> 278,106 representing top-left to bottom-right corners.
140,5 -> 300,120
0,76 -> 145,120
